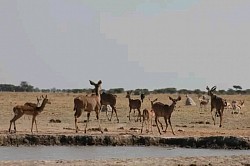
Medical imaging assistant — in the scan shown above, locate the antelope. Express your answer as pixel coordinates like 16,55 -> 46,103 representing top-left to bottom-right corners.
198,95 -> 210,111
100,92 -> 119,122
231,100 -> 245,114
73,80 -> 103,133
126,91 -> 143,122
140,93 -> 145,103
9,95 -> 51,133
23,96 -> 42,120
152,96 -> 181,135
206,86 -> 225,127
223,99 -> 232,111
141,98 -> 157,133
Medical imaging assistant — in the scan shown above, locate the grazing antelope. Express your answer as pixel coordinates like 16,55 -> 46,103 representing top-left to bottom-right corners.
206,86 -> 225,127
100,92 -> 119,122
9,95 -> 51,133
126,91 -> 142,122
231,100 -> 245,114
73,80 -> 103,133
152,96 -> 181,135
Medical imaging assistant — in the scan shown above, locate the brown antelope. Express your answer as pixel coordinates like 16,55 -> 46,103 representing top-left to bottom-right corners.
223,99 -> 232,111
206,86 -> 225,127
231,100 -> 245,114
73,80 -> 103,133
9,95 -> 51,133
100,92 -> 119,122
126,91 -> 142,122
152,96 -> 181,135
198,95 -> 210,111
23,96 -> 42,120
141,98 -> 157,133
140,93 -> 145,103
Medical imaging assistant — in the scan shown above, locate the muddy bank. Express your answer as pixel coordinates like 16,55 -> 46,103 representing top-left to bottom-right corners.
0,134 -> 249,149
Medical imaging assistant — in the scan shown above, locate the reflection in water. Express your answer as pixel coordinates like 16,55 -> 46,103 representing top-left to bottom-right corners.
0,146 -> 249,161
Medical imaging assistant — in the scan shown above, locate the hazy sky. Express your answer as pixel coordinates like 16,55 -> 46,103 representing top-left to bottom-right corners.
1,0 -> 250,90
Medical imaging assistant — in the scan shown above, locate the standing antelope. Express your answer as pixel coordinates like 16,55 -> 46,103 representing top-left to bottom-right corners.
73,80 -> 103,133
206,86 -> 225,127
223,99 -> 232,111
152,96 -> 181,135
100,92 -> 119,122
198,95 -> 210,111
126,91 -> 142,122
231,100 -> 245,114
23,96 -> 42,120
141,98 -> 157,133
9,95 -> 51,133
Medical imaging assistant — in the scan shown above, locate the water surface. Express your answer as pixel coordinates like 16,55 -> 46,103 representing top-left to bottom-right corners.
0,146 -> 249,161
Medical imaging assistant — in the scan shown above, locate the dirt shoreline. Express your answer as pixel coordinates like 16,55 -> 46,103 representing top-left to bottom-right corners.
0,155 -> 250,166
0,134 -> 249,149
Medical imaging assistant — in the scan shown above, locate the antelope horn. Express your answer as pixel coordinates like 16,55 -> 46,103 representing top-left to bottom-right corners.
211,86 -> 217,91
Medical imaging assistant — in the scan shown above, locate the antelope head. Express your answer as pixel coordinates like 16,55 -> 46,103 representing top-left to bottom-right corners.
41,95 -> 51,104
206,86 -> 216,96
169,96 -> 181,104
89,80 -> 102,95
125,91 -> 132,98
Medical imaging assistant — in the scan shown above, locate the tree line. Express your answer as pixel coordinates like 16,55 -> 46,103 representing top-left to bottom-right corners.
0,82 -> 249,95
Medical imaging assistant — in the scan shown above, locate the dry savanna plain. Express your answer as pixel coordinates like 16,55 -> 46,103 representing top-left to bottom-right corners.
0,92 -> 249,165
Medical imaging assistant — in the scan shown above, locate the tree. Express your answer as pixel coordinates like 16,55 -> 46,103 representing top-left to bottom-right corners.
133,89 -> 150,95
233,85 -> 242,90
227,88 -> 236,95
19,81 -> 34,92
233,85 -> 242,94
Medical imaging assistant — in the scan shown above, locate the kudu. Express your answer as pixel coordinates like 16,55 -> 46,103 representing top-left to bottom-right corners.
206,86 -> 225,127
73,80 -> 103,133
126,91 -> 143,122
9,95 -> 51,133
100,92 -> 119,122
152,96 -> 181,135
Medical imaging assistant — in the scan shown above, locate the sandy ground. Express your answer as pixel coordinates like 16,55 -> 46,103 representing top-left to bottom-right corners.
0,155 -> 250,166
0,92 -> 249,165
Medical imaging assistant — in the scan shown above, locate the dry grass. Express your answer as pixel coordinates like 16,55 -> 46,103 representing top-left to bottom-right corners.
0,92 -> 249,137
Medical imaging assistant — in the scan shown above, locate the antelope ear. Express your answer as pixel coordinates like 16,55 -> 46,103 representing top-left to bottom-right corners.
169,96 -> 173,101
178,96 -> 181,101
206,86 -> 210,91
97,80 -> 102,85
89,80 -> 95,85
